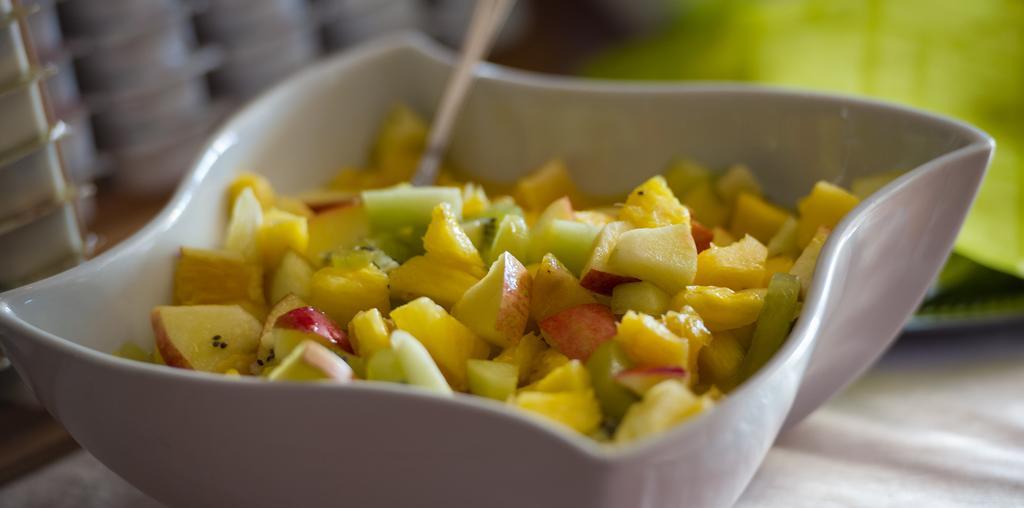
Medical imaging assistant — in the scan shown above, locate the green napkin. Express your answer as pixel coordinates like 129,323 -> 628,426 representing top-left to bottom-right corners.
584,0 -> 1024,279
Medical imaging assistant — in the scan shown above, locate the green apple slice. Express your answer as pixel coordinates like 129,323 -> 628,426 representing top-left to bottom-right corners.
391,330 -> 453,396
485,214 -> 529,265
452,252 -> 531,348
366,349 -> 406,383
585,341 -> 638,421
267,340 -> 354,382
270,250 -> 313,304
546,220 -> 600,276
607,224 -> 698,295
467,360 -> 518,401
610,281 -> 670,316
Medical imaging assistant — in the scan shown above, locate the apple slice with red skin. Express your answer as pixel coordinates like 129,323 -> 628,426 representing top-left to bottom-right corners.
580,221 -> 638,295
539,303 -> 617,361
614,366 -> 689,396
452,252 -> 532,348
691,219 -> 714,253
530,253 -> 596,322
256,294 -> 307,365
275,306 -> 353,354
152,304 -> 262,373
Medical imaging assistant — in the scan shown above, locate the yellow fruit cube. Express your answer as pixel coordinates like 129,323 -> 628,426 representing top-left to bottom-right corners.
528,360 -> 591,392
682,181 -> 731,228
514,159 -> 578,212
228,172 -> 276,210
174,247 -> 265,318
259,208 -> 308,268
711,227 -> 735,247
614,379 -> 712,443
662,306 -> 713,383
762,256 -> 795,287
729,193 -> 792,244
509,390 -> 602,434
388,256 -> 482,308
371,104 -> 428,181
494,333 -> 546,385
698,331 -> 746,390
307,204 -> 369,263
528,348 -> 570,384
620,176 -> 690,228
348,308 -> 392,357
614,311 -> 689,369
309,265 -> 390,327
461,183 -> 490,218
423,203 -> 485,272
796,181 -> 859,248
676,286 -> 765,331
715,164 -> 762,205
390,297 -> 491,391
693,235 -> 767,290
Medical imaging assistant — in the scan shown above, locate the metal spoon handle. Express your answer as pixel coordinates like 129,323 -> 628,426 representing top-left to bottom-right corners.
411,0 -> 515,186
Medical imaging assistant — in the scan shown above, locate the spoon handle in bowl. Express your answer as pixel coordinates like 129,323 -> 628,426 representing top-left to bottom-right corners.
412,0 -> 515,186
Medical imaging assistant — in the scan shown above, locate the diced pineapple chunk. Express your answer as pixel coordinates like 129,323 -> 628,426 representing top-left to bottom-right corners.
423,203 -> 485,272
528,348 -> 570,384
610,281 -> 670,316
620,176 -> 690,228
715,164 -> 762,205
494,332 -> 546,385
661,306 -> 713,384
372,104 -> 428,181
467,360 -> 518,401
174,247 -> 265,318
307,204 -> 369,263
388,256 -> 482,308
509,390 -> 602,434
390,297 -> 490,391
614,380 -> 712,443
269,250 -> 313,304
309,265 -> 390,327
514,159 -> 578,212
693,235 -> 767,290
682,181 -> 731,228
461,183 -> 490,218
528,360 -> 591,392
729,193 -> 792,244
676,286 -> 765,331
259,208 -> 308,268
762,256 -> 795,288
348,308 -> 392,357
796,181 -> 859,248
698,331 -> 746,390
614,311 -> 689,369
228,172 -> 275,210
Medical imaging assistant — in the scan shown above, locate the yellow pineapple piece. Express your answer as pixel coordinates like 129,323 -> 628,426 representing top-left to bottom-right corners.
528,348 -> 570,384
575,210 -> 615,227
693,235 -> 767,290
274,196 -> 314,218
509,390 -> 602,434
423,203 -> 485,272
259,208 -> 308,268
762,256 -> 795,287
514,159 -> 578,212
227,172 -> 275,210
614,379 -> 712,443
796,181 -> 859,248
699,331 -> 746,390
682,180 -> 730,228
390,297 -> 491,391
729,193 -> 792,244
174,247 -> 265,318
662,306 -> 713,384
461,183 -> 490,218
527,360 -> 591,392
614,311 -> 689,369
494,333 -> 546,385
711,227 -> 735,247
309,265 -> 390,327
620,176 -> 690,228
715,164 -> 762,206
371,104 -> 428,181
388,256 -> 482,308
675,286 -> 765,331
348,308 -> 392,357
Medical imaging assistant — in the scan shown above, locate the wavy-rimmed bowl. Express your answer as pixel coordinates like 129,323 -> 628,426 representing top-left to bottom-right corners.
0,34 -> 991,508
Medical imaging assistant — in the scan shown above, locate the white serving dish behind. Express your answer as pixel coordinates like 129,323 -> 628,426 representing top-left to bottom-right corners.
0,34 -> 992,508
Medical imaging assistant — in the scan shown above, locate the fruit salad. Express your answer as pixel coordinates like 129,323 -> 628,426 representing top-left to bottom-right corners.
122,105 -> 862,444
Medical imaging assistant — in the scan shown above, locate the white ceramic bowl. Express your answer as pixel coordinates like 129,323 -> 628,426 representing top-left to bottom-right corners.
0,34 -> 991,508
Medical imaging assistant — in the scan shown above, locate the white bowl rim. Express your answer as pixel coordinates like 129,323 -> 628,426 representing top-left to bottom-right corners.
0,32 -> 994,462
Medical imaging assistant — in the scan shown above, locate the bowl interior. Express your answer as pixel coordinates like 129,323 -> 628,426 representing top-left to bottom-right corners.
2,34 -> 981,376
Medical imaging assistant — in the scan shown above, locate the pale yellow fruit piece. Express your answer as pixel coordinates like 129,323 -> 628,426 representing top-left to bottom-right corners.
494,333 -> 546,385
614,379 -> 712,443
796,181 -> 859,248
526,360 -> 591,393
390,297 -> 490,391
509,390 -> 602,434
423,202 -> 485,271
675,286 -> 765,331
227,172 -> 275,210
693,234 -> 767,291
614,311 -> 689,369
259,208 -> 308,269
309,265 -> 390,327
729,193 -> 792,244
620,176 -> 690,228
662,306 -> 713,384
528,348 -> 570,384
762,256 -> 795,288
174,247 -> 265,318
514,159 -> 579,212
462,183 -> 490,218
388,256 -> 482,309
348,308 -> 392,357
225,187 -> 263,264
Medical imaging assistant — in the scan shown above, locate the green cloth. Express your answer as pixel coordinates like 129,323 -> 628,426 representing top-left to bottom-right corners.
585,0 -> 1023,278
